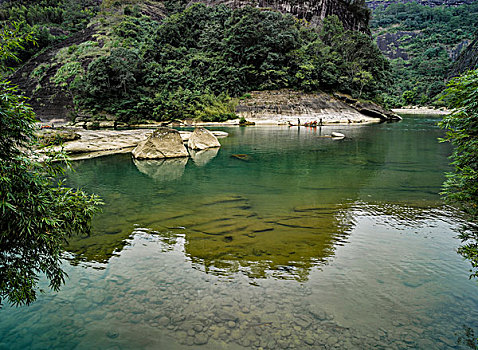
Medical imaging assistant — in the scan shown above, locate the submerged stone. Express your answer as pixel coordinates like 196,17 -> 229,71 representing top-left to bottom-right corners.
194,333 -> 208,345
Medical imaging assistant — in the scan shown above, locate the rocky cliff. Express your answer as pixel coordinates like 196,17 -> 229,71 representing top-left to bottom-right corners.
450,36 -> 478,77
193,0 -> 371,32
236,90 -> 400,123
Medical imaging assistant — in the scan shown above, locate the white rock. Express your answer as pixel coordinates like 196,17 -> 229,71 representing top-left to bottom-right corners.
132,127 -> 189,159
187,127 -> 221,150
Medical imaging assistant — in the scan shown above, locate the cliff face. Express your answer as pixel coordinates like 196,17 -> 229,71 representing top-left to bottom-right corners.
375,31 -> 418,60
195,0 -> 371,33
450,37 -> 478,77
236,90 -> 400,122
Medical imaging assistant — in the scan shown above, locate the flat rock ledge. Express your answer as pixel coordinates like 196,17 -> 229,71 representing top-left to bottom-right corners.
132,127 -> 189,159
35,128 -> 229,161
236,89 -> 401,124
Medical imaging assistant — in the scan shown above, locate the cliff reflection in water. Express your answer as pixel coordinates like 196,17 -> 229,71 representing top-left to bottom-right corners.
64,119 -> 451,281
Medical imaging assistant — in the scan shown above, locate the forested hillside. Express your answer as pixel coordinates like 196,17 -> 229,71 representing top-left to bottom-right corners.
0,0 -> 101,68
369,1 -> 478,107
366,0 -> 474,10
1,0 -> 388,122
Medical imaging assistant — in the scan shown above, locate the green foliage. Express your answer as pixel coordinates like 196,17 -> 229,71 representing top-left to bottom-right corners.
3,3 -> 389,122
439,69 -> 478,278
0,0 -> 99,67
148,89 -> 237,122
0,29 -> 101,307
50,61 -> 83,86
370,2 -> 478,107
30,62 -> 50,80
0,22 -> 36,71
69,6 -> 388,122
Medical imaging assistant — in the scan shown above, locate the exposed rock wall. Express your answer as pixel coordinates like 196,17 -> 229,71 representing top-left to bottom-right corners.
194,0 -> 371,33
8,27 -> 97,120
375,31 -> 418,60
375,31 -> 469,62
236,89 -> 400,122
450,36 -> 478,78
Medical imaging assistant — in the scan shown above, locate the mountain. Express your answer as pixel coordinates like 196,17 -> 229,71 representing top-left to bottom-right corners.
3,0 -> 387,122
368,0 -> 478,106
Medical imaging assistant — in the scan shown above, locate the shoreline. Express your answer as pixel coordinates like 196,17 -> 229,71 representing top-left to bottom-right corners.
392,107 -> 450,115
35,121 -> 380,161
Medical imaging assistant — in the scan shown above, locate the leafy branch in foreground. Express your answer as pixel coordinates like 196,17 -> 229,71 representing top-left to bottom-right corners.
0,29 -> 102,307
439,69 -> 478,279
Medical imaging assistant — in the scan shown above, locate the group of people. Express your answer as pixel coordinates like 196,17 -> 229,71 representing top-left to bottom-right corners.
288,118 -> 324,127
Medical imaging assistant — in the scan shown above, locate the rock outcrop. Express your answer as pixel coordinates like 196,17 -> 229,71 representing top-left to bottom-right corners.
187,127 -> 221,150
132,127 -> 189,159
333,92 -> 401,121
375,31 -> 418,60
450,36 -> 478,78
195,0 -> 371,32
237,89 -> 399,123
331,132 -> 345,138
35,128 -> 80,144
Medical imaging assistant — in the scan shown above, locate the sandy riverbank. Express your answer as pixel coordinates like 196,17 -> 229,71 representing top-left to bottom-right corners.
392,107 -> 450,115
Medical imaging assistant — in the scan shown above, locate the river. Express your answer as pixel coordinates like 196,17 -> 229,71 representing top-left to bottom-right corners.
1,116 -> 477,349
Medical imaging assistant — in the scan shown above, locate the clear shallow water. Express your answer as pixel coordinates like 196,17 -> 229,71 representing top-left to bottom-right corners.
1,116 -> 478,349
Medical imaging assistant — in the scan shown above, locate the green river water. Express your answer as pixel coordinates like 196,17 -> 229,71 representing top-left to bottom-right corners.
1,116 -> 477,349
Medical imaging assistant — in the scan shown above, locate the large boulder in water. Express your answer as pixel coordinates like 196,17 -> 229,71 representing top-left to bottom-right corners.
187,127 -> 221,150
132,127 -> 189,159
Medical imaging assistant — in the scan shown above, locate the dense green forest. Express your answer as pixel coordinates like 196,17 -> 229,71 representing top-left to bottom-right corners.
0,0 -> 99,68
1,0 -> 388,122
370,1 -> 478,107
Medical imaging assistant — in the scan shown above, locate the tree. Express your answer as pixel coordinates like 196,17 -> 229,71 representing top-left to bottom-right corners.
0,24 -> 101,307
439,69 -> 478,279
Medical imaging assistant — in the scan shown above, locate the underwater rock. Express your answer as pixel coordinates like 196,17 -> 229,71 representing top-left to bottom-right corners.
193,333 -> 208,345
187,127 -> 221,150
132,127 -> 188,159
216,310 -> 238,322
231,154 -> 250,161
157,316 -> 170,327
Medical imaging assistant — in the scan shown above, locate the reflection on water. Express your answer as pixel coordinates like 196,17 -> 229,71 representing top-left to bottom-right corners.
134,157 -> 188,182
1,117 -> 478,349
190,147 -> 219,166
